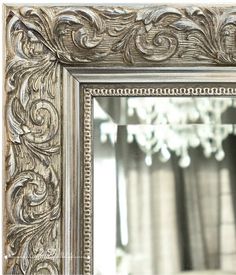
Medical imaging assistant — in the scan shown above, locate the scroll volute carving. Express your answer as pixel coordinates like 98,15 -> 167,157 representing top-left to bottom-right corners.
4,5 -> 236,275
5,10 -> 61,275
12,6 -> 236,65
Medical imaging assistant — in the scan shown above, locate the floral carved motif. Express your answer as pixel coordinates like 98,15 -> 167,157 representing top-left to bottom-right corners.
4,5 -> 236,275
11,6 -> 236,65
5,10 -> 61,275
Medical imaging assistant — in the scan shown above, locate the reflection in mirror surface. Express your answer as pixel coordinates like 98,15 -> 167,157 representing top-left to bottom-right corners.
93,97 -> 236,275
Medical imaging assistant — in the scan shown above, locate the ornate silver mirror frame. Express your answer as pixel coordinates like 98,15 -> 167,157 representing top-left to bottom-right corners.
4,4 -> 236,275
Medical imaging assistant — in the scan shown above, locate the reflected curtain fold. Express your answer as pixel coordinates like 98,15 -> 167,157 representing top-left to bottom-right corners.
116,129 -> 236,275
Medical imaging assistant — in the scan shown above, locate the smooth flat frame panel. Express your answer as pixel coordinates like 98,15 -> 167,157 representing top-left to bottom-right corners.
4,5 -> 236,275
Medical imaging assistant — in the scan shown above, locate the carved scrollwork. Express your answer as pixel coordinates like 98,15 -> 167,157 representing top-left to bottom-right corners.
171,7 -> 236,63
11,5 -> 236,65
5,4 -> 236,275
5,10 -> 61,275
6,170 -> 59,273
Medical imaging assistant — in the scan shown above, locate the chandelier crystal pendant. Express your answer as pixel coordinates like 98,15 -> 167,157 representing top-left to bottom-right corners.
99,97 -> 236,168
127,97 -> 236,167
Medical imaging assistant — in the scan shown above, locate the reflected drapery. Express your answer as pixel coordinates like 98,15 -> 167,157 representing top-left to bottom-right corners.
94,120 -> 117,275
116,127 -> 236,275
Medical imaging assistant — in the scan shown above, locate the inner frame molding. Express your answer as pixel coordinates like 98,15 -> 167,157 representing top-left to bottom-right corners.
4,4 -> 236,275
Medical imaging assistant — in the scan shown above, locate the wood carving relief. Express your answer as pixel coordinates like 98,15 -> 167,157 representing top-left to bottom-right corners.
9,6 -> 236,66
4,5 -> 236,275
5,10 -> 61,275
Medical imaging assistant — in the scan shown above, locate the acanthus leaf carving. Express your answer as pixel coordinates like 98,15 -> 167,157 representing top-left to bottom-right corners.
5,10 -> 61,275
171,7 -> 236,63
5,4 -> 236,275
11,6 -> 236,65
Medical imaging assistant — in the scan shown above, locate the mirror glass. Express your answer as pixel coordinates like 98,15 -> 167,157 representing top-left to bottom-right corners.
93,96 -> 236,275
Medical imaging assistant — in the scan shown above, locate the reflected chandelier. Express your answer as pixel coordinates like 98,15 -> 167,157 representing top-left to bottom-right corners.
100,98 -> 236,168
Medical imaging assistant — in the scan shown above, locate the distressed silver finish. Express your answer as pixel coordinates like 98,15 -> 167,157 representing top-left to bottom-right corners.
7,5 -> 236,66
4,4 -> 236,275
